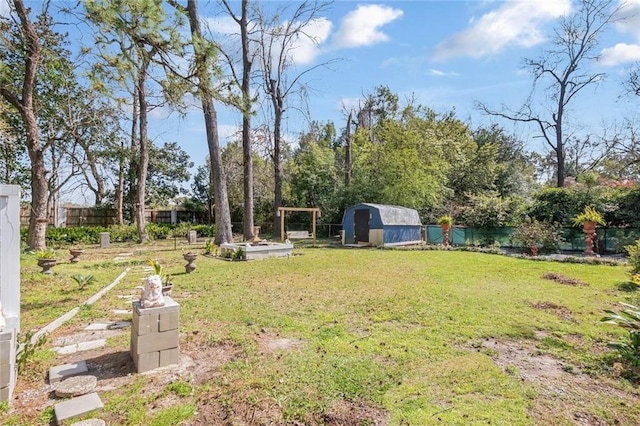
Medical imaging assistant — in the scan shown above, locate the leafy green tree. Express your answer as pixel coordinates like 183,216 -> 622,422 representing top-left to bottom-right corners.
0,0 -> 64,249
83,0 -> 185,241
255,0 -> 335,238
181,0 -> 233,244
146,141 -> 193,205
290,122 -> 339,213
0,100 -> 30,190
473,125 -> 537,197
459,191 -> 510,228
190,159 -> 214,224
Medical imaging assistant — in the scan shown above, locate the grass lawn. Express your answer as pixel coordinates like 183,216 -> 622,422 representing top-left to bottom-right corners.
3,241 -> 640,425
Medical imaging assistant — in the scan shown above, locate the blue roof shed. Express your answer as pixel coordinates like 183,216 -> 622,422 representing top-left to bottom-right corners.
341,203 -> 423,246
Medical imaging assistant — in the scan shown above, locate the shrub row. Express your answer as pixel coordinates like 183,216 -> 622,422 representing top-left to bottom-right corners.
20,223 -> 217,246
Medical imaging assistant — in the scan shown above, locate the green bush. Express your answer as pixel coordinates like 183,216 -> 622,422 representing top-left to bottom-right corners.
45,226 -> 105,245
146,223 -> 171,240
510,220 -> 561,253
108,224 -> 139,242
601,303 -> 640,367
625,239 -> 640,276
193,224 -> 216,237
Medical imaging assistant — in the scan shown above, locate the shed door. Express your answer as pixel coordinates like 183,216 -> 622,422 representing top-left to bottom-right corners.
354,209 -> 369,243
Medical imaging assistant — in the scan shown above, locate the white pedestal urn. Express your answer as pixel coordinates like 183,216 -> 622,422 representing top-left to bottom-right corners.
183,252 -> 197,273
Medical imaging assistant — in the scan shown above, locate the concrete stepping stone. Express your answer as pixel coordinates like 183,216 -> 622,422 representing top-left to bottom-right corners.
84,321 -> 131,331
55,375 -> 98,398
70,420 -> 106,426
49,361 -> 88,384
55,339 -> 106,355
54,392 -> 103,425
116,294 -> 136,299
54,331 -> 119,346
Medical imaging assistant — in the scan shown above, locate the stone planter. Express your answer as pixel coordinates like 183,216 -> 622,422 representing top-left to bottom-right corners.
37,258 -> 57,275
183,253 -> 197,273
162,284 -> 173,296
583,221 -> 597,256
441,224 -> 451,247
69,249 -> 84,263
583,221 -> 596,233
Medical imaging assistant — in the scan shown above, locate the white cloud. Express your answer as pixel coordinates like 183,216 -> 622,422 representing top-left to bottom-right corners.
204,16 -> 238,35
613,0 -> 640,39
337,97 -> 362,112
433,0 -> 572,61
0,0 -> 9,17
332,4 -> 403,49
428,68 -> 460,77
287,17 -> 333,65
599,43 -> 640,66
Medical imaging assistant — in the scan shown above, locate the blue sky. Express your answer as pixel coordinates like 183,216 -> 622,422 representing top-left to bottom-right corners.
159,0 -> 640,168
3,0 -> 640,184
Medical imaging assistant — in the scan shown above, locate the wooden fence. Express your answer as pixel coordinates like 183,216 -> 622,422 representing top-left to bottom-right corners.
20,206 -> 209,227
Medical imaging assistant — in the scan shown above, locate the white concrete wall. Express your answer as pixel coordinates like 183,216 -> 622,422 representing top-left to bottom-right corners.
0,185 -> 20,404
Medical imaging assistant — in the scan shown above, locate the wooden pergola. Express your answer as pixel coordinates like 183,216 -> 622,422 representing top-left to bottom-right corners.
278,206 -> 321,243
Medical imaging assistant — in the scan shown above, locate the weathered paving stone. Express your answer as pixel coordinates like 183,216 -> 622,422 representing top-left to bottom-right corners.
55,339 -> 106,355
54,392 -> 103,424
107,321 -> 131,330
55,375 -> 98,398
49,361 -> 88,384
70,419 -> 106,426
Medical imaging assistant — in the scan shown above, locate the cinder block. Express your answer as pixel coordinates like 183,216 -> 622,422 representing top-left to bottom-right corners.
0,386 -> 9,402
49,361 -> 88,384
134,351 -> 160,373
133,312 -> 159,336
0,340 -> 9,364
54,392 -> 103,424
132,329 -> 179,354
159,311 -> 179,332
132,297 -> 179,316
0,364 -> 9,388
159,347 -> 179,367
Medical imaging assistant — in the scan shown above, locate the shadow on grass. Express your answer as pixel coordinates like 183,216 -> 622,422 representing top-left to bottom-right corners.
85,350 -> 135,380
21,298 -> 74,311
617,281 -> 639,292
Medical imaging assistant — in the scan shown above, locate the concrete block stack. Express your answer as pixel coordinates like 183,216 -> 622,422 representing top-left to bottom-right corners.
130,296 -> 180,373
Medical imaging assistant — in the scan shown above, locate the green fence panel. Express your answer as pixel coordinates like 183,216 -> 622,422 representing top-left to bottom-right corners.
425,225 -> 640,253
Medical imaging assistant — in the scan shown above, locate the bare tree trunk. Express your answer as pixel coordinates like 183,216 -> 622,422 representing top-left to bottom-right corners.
187,0 -> 233,244
116,140 -> 125,224
26,114 -> 49,250
0,0 -> 48,250
345,110 -> 352,186
127,89 -> 138,223
135,60 -> 149,243
240,0 -> 254,241
270,79 -> 284,239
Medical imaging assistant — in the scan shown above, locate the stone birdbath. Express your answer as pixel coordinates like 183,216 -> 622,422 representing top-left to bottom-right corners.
183,252 -> 198,273
37,258 -> 57,275
69,248 -> 84,263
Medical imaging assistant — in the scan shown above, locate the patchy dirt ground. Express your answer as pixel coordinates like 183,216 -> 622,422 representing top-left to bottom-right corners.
9,323 -> 388,426
481,333 -> 639,425
10,323 -> 640,425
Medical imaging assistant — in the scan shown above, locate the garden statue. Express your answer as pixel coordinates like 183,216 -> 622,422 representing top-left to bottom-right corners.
138,275 -> 165,308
